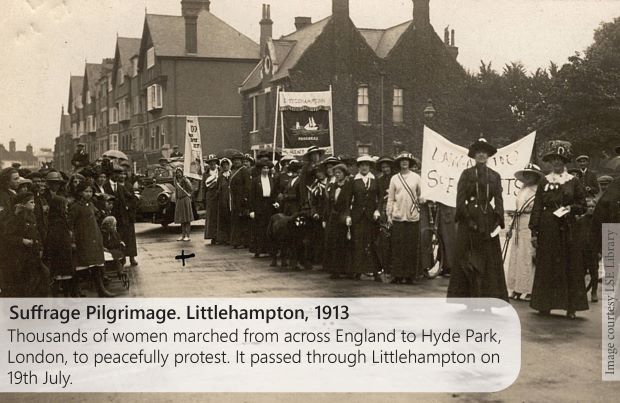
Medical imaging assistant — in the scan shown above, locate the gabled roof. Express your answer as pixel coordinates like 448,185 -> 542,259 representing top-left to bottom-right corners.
359,20 -> 412,58
144,11 -> 259,59
239,60 -> 264,93
59,113 -> 72,134
270,16 -> 332,82
84,63 -> 102,95
68,76 -> 84,109
116,37 -> 141,76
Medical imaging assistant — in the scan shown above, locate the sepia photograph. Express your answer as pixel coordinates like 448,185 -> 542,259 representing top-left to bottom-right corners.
1,0 -> 619,401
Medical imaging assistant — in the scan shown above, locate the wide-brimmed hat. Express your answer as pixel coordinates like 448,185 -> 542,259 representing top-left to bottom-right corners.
337,154 -> 356,165
256,160 -> 274,169
541,140 -> 573,163
17,177 -> 32,187
377,156 -> 394,166
332,163 -> 349,175
229,151 -> 245,160
394,152 -> 420,168
468,138 -> 497,159
219,158 -> 232,167
321,156 -> 340,166
288,160 -> 303,173
575,155 -> 590,162
597,175 -> 614,184
514,163 -> 544,183
280,155 -> 296,164
356,155 -> 375,166
304,146 -> 325,160
243,153 -> 255,164
205,154 -> 218,163
14,191 -> 35,205
45,171 -> 65,183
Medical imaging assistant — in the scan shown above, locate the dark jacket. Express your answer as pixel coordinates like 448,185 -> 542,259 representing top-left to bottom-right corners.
69,199 -> 104,266
250,175 -> 276,211
229,166 -> 251,215
71,151 -> 89,169
578,168 -> 600,197
350,175 -> 380,223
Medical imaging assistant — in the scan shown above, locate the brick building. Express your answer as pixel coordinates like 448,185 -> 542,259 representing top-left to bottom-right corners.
240,0 -> 467,157
53,107 -> 73,172
54,0 -> 260,169
0,140 -> 39,170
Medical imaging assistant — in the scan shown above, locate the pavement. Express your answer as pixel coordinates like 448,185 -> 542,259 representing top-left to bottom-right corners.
4,222 -> 618,403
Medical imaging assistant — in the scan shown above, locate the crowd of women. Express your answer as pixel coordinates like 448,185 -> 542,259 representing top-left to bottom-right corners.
197,139 -> 620,320
0,159 -> 139,297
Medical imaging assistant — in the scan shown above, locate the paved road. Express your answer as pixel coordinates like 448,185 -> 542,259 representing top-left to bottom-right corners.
5,222 -> 617,402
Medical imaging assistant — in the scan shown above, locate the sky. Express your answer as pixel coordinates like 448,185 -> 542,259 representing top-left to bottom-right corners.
1,0 -> 618,151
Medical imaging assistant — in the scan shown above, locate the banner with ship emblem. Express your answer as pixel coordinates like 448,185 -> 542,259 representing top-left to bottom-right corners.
278,90 -> 334,156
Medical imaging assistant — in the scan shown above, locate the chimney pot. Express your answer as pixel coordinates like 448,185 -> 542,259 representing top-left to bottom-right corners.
451,29 -> 455,46
295,16 -> 312,31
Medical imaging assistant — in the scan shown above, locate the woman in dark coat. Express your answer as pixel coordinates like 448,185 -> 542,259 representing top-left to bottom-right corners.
447,138 -> 508,302
203,155 -> 220,244
529,140 -> 588,319
350,155 -> 381,281
308,165 -> 329,265
45,194 -> 75,295
249,160 -> 276,257
216,159 -> 232,245
69,183 -> 113,297
229,154 -> 251,248
376,157 -> 394,275
324,164 -> 353,279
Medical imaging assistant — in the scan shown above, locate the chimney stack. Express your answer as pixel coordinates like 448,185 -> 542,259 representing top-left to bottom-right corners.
332,0 -> 349,19
260,4 -> 273,58
181,0 -> 211,54
295,16 -> 312,31
451,29 -> 455,46
444,26 -> 449,44
9,139 -> 16,153
412,0 -> 430,29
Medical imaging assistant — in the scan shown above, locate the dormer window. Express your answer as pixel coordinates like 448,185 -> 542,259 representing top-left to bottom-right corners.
131,58 -> 139,77
117,68 -> 124,85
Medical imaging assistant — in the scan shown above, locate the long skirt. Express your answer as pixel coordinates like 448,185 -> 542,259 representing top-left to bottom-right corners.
530,212 -> 588,312
308,220 -> 325,265
204,190 -> 218,239
437,204 -> 457,272
506,213 -> 535,295
119,223 -> 137,258
376,223 -> 391,273
174,196 -> 194,224
216,206 -> 231,244
447,225 -> 508,301
324,216 -> 350,274
254,198 -> 274,255
351,217 -> 379,274
230,213 -> 250,247
45,220 -> 75,279
390,221 -> 419,278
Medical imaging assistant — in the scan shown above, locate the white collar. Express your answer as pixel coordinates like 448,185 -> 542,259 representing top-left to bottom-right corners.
354,172 -> 375,181
546,169 -> 573,185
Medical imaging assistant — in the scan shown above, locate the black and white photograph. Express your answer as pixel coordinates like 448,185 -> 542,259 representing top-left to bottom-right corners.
1,0 -> 620,401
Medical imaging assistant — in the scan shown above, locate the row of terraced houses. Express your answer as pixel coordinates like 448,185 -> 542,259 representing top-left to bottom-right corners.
54,0 -> 465,172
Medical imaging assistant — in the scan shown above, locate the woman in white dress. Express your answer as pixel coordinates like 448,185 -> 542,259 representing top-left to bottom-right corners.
506,163 -> 543,300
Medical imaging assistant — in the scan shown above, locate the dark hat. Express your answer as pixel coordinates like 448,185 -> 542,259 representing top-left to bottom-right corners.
14,191 -> 34,205
541,140 -> 572,163
394,152 -> 420,168
111,164 -> 125,173
575,155 -> 590,162
467,138 -> 497,159
597,175 -> 614,184
337,154 -> 356,165
28,172 -> 43,180
280,155 -> 295,164
230,151 -> 245,160
321,156 -> 340,166
243,153 -> 255,163
567,167 -> 581,176
304,146 -> 325,159
332,163 -> 349,175
288,160 -> 303,173
77,143 -> 85,147
514,163 -> 544,183
377,156 -> 394,166
205,154 -> 218,163
75,182 -> 93,194
45,171 -> 65,183
173,145 -> 179,149
256,160 -> 274,169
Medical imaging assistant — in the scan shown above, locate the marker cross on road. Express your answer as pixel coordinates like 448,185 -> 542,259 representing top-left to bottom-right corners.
175,250 -> 195,267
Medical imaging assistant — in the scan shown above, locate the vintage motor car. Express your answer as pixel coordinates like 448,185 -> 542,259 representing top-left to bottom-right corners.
136,160 -> 205,226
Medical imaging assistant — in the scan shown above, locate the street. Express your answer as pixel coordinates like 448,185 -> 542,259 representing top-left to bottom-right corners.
109,222 -> 617,402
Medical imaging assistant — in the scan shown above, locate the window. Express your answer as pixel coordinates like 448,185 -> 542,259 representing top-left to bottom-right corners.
131,57 -> 139,77
107,76 -> 113,92
160,125 -> 166,148
109,107 -> 118,124
86,90 -> 91,105
109,133 -> 119,151
393,88 -> 404,124
146,47 -> 155,69
147,84 -> 163,110
133,95 -> 141,115
357,143 -> 371,156
118,99 -> 129,121
71,123 -> 78,138
87,115 -> 96,133
150,127 -> 156,150
117,68 -> 124,85
357,86 -> 369,123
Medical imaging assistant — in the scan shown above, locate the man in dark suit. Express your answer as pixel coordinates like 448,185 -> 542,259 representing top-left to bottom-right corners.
576,155 -> 600,198
71,143 -> 90,171
104,166 -> 138,266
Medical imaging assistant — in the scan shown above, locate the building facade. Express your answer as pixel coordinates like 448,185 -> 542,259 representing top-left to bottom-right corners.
0,140 -> 40,170
240,0 -> 466,158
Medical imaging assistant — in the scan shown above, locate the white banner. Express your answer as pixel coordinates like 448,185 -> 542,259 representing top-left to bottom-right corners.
279,91 -> 332,111
420,127 -> 536,211
183,116 -> 204,180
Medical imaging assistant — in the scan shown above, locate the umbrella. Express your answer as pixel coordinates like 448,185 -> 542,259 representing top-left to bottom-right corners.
102,150 -> 128,160
218,148 -> 243,159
